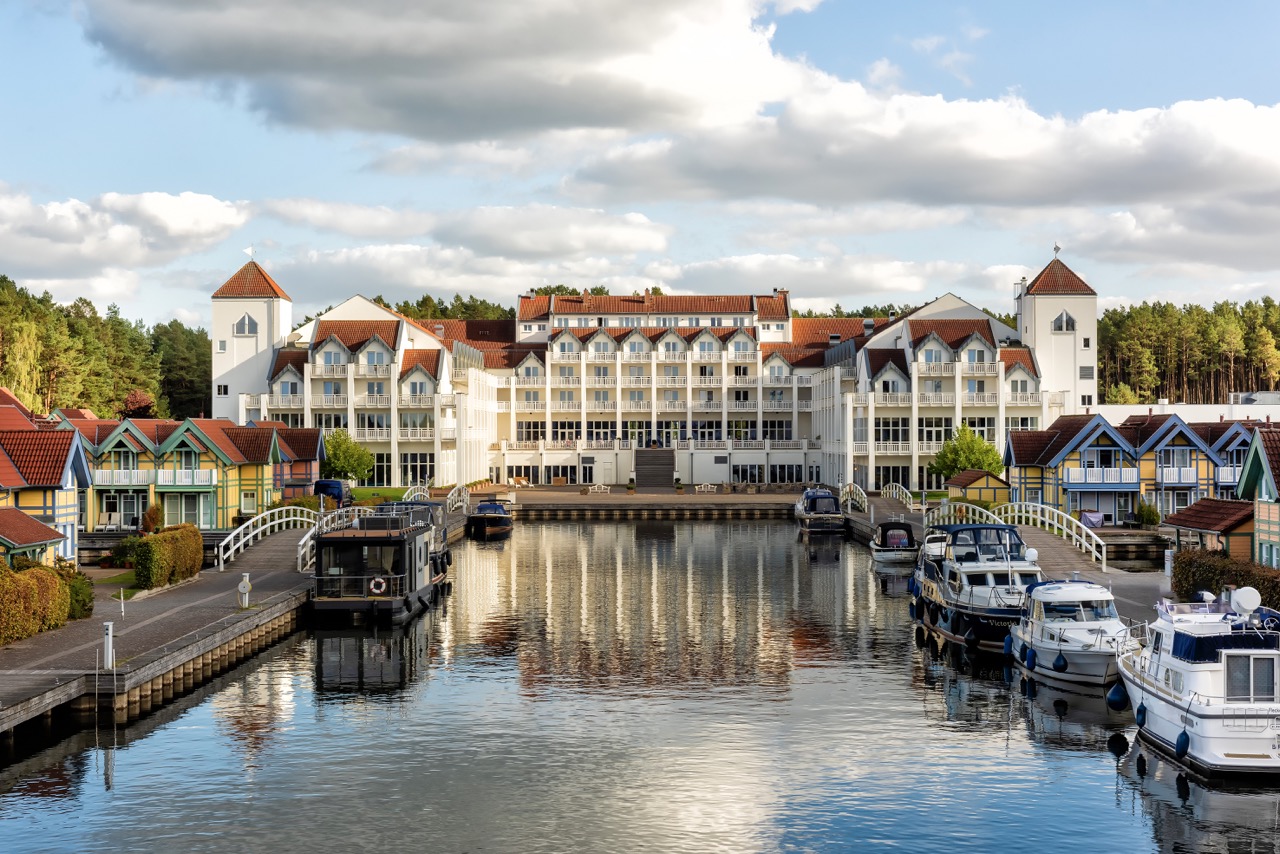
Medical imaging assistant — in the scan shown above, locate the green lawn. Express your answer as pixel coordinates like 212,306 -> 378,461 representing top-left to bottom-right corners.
96,569 -> 142,599
351,486 -> 409,502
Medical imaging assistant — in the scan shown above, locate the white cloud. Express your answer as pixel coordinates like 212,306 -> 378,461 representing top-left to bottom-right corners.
434,205 -> 671,258
911,35 -> 946,54
0,185 -> 247,279
261,199 -> 436,238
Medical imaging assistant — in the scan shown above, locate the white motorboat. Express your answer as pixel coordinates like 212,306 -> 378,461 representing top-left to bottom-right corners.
869,521 -> 919,569
909,523 -> 1044,652
1010,579 -> 1136,690
1115,586 -> 1280,777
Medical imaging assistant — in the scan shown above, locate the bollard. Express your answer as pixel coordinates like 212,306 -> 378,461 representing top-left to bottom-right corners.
1164,549 -> 1173,579
103,622 -> 115,670
237,573 -> 252,609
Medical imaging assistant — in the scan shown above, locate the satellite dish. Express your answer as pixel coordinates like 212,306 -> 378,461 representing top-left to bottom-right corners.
1025,548 -> 1038,564
1232,587 -> 1262,616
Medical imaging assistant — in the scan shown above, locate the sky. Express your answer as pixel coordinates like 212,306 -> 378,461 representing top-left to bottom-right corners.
4,0 -> 1280,330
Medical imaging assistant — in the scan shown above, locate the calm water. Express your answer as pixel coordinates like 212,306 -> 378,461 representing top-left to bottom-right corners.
2,521 -> 1279,853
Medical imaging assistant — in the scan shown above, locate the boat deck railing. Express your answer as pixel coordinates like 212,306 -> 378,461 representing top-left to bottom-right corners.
315,572 -> 410,600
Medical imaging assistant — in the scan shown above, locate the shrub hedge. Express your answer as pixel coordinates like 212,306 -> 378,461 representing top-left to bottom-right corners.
1172,549 -> 1280,607
134,524 -> 204,590
54,558 -> 94,620
0,559 -> 75,644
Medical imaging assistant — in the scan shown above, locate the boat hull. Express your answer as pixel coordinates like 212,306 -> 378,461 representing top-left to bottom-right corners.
467,515 -> 513,540
916,595 -> 1020,652
1010,625 -> 1122,689
797,514 -> 845,535
1118,654 -> 1280,777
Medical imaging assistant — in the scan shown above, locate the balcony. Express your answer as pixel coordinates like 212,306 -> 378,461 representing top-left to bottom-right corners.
1217,466 -> 1242,484
961,393 -> 999,406
553,376 -> 579,387
399,427 -> 434,441
734,440 -> 764,450
659,400 -> 685,411
586,398 -> 613,410
516,400 -> 544,412
357,394 -> 391,407
874,442 -> 911,455
659,376 -> 684,387
622,352 -> 650,361
797,400 -> 812,411
496,401 -> 511,413
437,394 -> 455,407
515,376 -> 543,387
764,374 -> 790,386
763,400 -> 791,411
624,376 -> 651,386
692,351 -> 720,362
730,376 -> 756,386
657,350 -> 684,362
1006,392 -> 1042,406
551,398 -> 579,411
314,394 -> 348,408
587,374 -> 613,386
93,470 -> 154,486
243,394 -> 261,408
693,401 -> 720,411
623,400 -> 650,411
316,364 -> 346,377
439,428 -> 457,441
267,394 -> 304,408
729,351 -> 757,361
771,440 -> 802,450
550,351 -> 579,362
1063,467 -> 1139,485
156,470 -> 217,487
917,393 -> 955,406
693,440 -> 728,450
918,441 -> 944,454
916,362 -> 954,375
875,393 -> 912,406
508,440 -> 541,451
354,428 -> 391,441
962,362 -> 1000,375
400,394 -> 434,407
355,364 -> 391,377
729,400 -> 755,410
693,376 -> 719,386
850,393 -> 869,406
587,352 -> 615,361
1158,466 -> 1199,486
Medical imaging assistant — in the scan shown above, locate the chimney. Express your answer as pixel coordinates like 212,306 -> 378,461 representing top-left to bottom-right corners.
863,318 -> 874,336
888,311 -> 897,322
1220,414 -> 1224,422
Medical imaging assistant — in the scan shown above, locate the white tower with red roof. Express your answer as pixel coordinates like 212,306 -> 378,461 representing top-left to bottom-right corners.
1015,256 -> 1098,412
211,261 -> 293,420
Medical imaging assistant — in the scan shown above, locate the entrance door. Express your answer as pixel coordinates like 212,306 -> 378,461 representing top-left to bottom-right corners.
600,460 -> 615,485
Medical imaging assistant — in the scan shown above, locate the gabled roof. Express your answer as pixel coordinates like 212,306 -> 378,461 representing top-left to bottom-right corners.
54,407 -> 97,420
1238,428 -> 1280,501
488,348 -> 543,369
222,427 -> 280,464
907,319 -> 995,350
999,348 -> 1039,378
212,260 -> 291,301
0,444 -> 26,489
789,318 -> 869,347
761,344 -> 823,368
277,428 -> 325,463
517,295 -> 553,322
1004,414 -> 1128,468
271,350 -> 309,380
1162,499 -> 1254,535
0,430 -> 83,487
400,350 -> 441,380
0,406 -> 36,431
754,292 -> 790,320
0,388 -> 34,419
1118,412 -> 1219,461
313,320 -> 400,352
945,469 -> 1008,489
59,418 -> 123,447
1005,431 -> 1057,468
1024,258 -> 1096,296
866,349 -> 909,380
0,507 -> 65,549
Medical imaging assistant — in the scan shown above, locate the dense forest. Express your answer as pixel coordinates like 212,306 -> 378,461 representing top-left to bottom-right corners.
0,275 -> 211,419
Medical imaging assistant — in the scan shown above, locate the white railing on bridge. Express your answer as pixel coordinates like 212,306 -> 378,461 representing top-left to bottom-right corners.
840,482 -> 868,512
994,502 -> 1108,572
218,505 -> 319,571
446,484 -> 469,515
402,485 -> 433,503
296,506 -> 376,573
881,482 -> 923,511
924,502 -> 1004,527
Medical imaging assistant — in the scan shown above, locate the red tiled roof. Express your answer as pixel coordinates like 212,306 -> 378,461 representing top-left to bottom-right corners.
400,349 -> 441,379
186,419 -> 248,463
1007,431 -> 1055,466
1163,499 -> 1254,534
223,427 -> 277,464
211,260 -> 292,301
62,418 -> 121,446
0,507 -> 64,548
251,420 -> 289,429
278,428 -> 322,462
790,318 -> 871,347
761,344 -> 824,368
484,349 -> 543,369
1014,415 -> 1100,465
57,408 -> 97,419
314,320 -> 400,352
1118,413 -> 1174,445
907,319 -> 995,350
0,388 -> 34,419
866,349 -> 909,379
0,445 -> 26,489
1258,429 -> 1280,489
271,350 -> 308,379
0,406 -> 36,431
755,293 -> 789,320
0,430 -> 77,486
945,469 -> 1007,488
999,348 -> 1039,378
1024,258 -> 1096,296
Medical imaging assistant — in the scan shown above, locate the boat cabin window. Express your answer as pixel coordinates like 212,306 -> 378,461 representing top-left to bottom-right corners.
809,496 -> 838,514
321,543 -> 403,578
884,529 -> 910,548
947,569 -> 962,591
1017,572 -> 1041,586
963,572 -> 988,588
1042,600 -> 1118,622
989,572 -> 1011,586
1225,655 -> 1278,703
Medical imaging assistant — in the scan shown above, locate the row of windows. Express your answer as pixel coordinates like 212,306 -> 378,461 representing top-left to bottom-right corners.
881,378 -> 1037,394
550,338 -> 757,354
513,420 -> 796,443
358,453 -> 436,487
522,364 -> 787,378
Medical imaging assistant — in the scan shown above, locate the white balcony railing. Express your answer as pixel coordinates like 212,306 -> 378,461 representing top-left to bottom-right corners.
874,442 -> 911,455
660,400 -> 685,411
585,397 -> 612,410
916,362 -> 954,375
316,364 -> 347,377
587,374 -> 613,386
764,374 -> 789,386
693,440 -> 728,450
437,394 -> 455,407
730,400 -> 755,410
515,376 -> 543,387
771,440 -> 803,450
962,362 -> 1000,375
315,394 -> 348,408
762,400 -> 791,410
508,440 -> 541,451
495,401 -> 511,413
156,470 -> 217,487
657,350 -> 684,361
730,376 -> 756,386
623,352 -> 650,361
693,401 -> 720,411
243,394 -> 261,408
357,394 -> 391,407
623,400 -> 649,411
875,393 -> 913,406
1158,466 -> 1199,485
1217,466 -> 1242,484
355,364 -> 391,377
588,352 -> 615,361
797,400 -> 812,411
850,393 -> 869,406
918,441 -> 944,454
624,376 -> 650,386
267,394 -> 304,408
1063,467 -> 1139,484
439,428 -> 457,441
659,376 -> 684,387
354,428 -> 391,441
399,394 -> 434,407
1005,392 -> 1042,405
399,428 -> 434,441
693,377 -> 719,386
729,351 -> 757,361
553,376 -> 579,386
917,393 -> 955,406
962,393 -> 999,406
795,376 -> 813,386
550,351 -> 579,361
551,398 -> 579,410
93,470 -> 154,486
516,401 -> 543,412
693,352 -> 719,362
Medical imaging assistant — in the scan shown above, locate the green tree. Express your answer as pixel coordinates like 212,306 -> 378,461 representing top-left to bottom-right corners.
532,284 -> 609,296
151,319 -> 211,418
321,429 -> 375,482
1105,383 -> 1140,404
927,424 -> 1003,480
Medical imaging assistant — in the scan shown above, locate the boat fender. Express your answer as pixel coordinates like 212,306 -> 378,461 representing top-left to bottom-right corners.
1107,733 -> 1129,760
1053,698 -> 1069,718
1003,635 -> 1014,658
1135,702 -> 1147,729
1025,648 -> 1038,671
1175,774 -> 1191,801
369,577 -> 387,595
1105,682 -> 1131,712
1136,754 -> 1147,778
914,626 -> 926,648
446,581 -> 453,595
1175,730 -> 1190,760
1025,678 -> 1037,699
445,550 -> 453,567
1052,652 -> 1069,673
1002,666 -> 1014,684
1019,677 -> 1027,695
928,604 -> 940,626
1020,644 -> 1029,665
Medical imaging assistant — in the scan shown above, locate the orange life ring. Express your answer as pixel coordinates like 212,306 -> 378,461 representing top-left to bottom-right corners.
369,577 -> 387,595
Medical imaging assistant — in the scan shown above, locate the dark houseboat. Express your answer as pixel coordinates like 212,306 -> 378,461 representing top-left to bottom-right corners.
466,499 -> 514,540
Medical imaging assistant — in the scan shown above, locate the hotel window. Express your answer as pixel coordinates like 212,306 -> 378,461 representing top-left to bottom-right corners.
400,411 -> 432,429
1052,311 -> 1076,332
593,341 -> 610,354
733,389 -> 750,402
963,417 -> 996,442
620,316 -> 641,327
366,381 -> 385,395
523,391 -> 540,403
323,350 -> 344,366
1005,416 -> 1039,432
280,380 -> 299,395
628,340 -> 645,354
657,316 -> 677,327
733,317 -> 746,327
357,412 -> 390,430
966,348 -> 986,363
1081,394 -> 1094,407
881,379 -> 900,393
699,340 -> 716,355
555,318 -> 570,327
323,381 -> 343,396
400,453 -> 434,486
594,366 -> 610,380
217,340 -> 227,353
629,365 -> 644,378
559,365 -> 575,379
768,389 -> 785,403
233,314 -> 258,336
917,417 -> 953,443
628,390 -> 644,403
762,420 -> 792,440
516,421 -> 545,441
593,390 -> 610,406
663,365 -> 680,378
586,421 -> 616,440
924,380 -> 943,394
538,324 -> 547,332
734,365 -> 748,377
733,339 -> 751,353
523,364 -> 540,377
111,449 -> 138,470
523,324 -> 533,332
241,491 -> 258,515
576,317 -> 593,327
365,350 -> 386,366
663,340 -> 680,355
407,380 -> 428,395
313,413 -> 349,430
663,390 -> 680,403
966,379 -> 986,394
710,317 -> 723,327
688,318 -> 700,326
558,341 -> 575,354
360,453 -> 392,487
558,390 -> 575,404
874,418 -> 910,443
1010,379 -> 1028,393
768,364 -> 786,379
699,365 -> 715,377
216,384 -> 228,396
1083,337 -> 1091,349
922,349 -> 944,363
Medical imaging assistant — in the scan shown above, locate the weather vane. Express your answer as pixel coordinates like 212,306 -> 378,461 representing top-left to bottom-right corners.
1053,242 -> 1061,258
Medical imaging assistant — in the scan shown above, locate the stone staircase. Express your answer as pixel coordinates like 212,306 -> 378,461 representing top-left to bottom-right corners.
634,448 -> 676,487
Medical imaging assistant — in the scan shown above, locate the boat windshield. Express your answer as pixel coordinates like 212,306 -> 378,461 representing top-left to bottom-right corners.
949,527 -> 1027,562
884,530 -> 912,548
1043,599 -> 1119,622
809,496 -> 839,514
476,503 -> 507,514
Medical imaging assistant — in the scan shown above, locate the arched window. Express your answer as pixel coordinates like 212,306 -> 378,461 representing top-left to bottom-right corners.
234,314 -> 259,336
1052,311 -> 1076,332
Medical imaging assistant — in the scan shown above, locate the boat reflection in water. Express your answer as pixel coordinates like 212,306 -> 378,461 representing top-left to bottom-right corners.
312,615 -> 436,697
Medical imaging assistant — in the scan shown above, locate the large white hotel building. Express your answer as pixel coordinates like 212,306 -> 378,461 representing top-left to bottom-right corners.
211,255 -> 1098,491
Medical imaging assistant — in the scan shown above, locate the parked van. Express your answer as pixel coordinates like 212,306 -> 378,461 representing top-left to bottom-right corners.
313,479 -> 352,508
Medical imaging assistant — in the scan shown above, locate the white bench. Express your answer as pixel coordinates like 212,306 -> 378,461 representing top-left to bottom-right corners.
588,484 -> 611,494
694,483 -> 716,494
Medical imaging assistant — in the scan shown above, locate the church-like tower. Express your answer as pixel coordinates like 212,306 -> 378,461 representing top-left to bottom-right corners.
1015,256 -> 1099,411
210,261 -> 292,420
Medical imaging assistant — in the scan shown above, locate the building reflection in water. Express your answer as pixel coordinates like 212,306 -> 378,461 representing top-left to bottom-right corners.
445,521 -> 886,695
312,617 -> 435,698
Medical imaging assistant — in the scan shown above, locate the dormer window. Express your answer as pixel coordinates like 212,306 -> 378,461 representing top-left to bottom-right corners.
1052,311 -> 1076,332
233,314 -> 258,336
